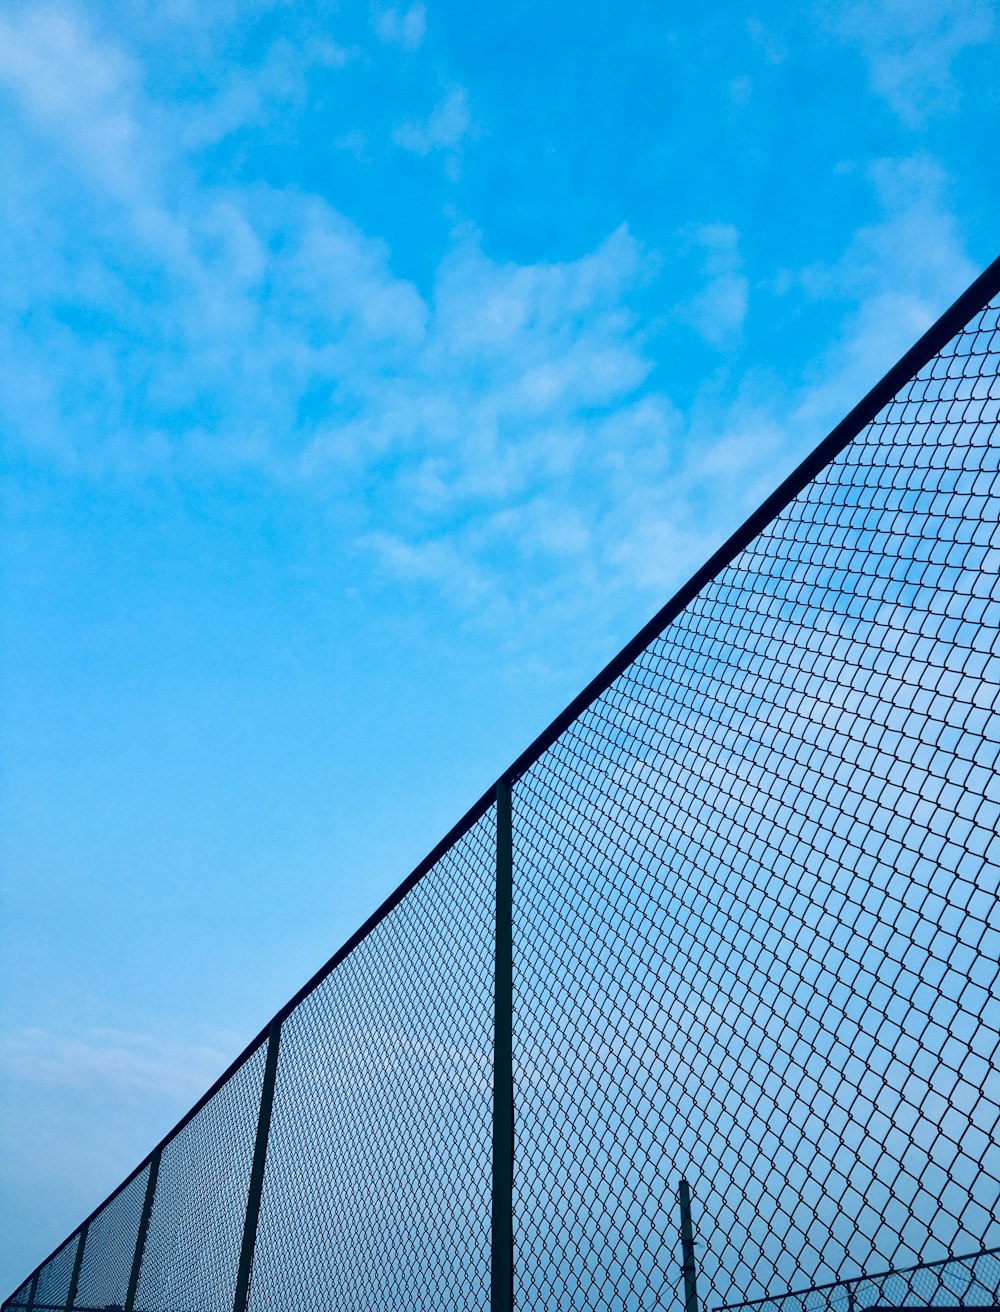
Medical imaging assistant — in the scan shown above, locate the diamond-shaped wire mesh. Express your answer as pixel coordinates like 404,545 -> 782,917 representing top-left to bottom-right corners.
33,1239 -> 79,1312
727,1247 -> 1000,1312
511,294 -> 1000,1311
134,1046 -> 266,1312
248,808 -> 496,1312
853,1249 -> 1000,1309
3,1278 -> 34,1311
71,1166 -> 150,1312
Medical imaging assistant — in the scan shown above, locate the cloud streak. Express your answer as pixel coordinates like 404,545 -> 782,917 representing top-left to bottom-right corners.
373,3 -> 427,52
0,3 -> 985,653
0,1026 -> 235,1102
832,0 -> 996,127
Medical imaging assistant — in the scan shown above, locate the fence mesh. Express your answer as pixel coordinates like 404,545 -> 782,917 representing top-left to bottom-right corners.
725,1248 -> 1000,1312
248,807 -> 496,1312
4,273 -> 999,1312
33,1239 -> 78,1312
852,1249 -> 1000,1309
5,1282 -> 32,1311
511,290 -> 1000,1311
72,1166 -> 149,1312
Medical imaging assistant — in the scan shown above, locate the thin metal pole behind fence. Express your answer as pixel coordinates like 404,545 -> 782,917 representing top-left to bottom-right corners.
124,1148 -> 160,1312
232,1020 -> 281,1312
492,778 -> 514,1312
679,1178 -> 700,1312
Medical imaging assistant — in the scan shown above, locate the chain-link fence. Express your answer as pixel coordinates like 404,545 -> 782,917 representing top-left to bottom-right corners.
5,256 -> 999,1312
721,1248 -> 1000,1312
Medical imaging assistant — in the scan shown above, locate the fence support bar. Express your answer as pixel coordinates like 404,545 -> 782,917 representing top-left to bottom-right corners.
124,1149 -> 160,1312
26,1272 -> 39,1312
492,778 -> 514,1312
233,1018 -> 281,1312
679,1178 -> 700,1312
64,1227 -> 87,1312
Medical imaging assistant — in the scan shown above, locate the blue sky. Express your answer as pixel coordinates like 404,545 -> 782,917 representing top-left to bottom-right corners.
0,0 -> 997,1291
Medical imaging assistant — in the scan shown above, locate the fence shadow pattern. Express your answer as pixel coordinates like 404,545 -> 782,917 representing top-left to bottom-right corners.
4,269 -> 999,1312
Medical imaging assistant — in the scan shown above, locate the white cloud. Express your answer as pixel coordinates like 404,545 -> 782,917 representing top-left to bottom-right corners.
0,1026 -> 234,1102
784,155 -> 976,433
683,223 -> 749,347
373,2 -> 426,51
0,5 -> 987,657
832,0 -> 996,127
0,6 -> 149,207
293,223 -> 650,483
393,86 -> 470,155
359,532 -> 494,607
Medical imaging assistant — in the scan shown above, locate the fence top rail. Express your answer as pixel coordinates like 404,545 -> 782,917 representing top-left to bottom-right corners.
9,249 -> 1000,1305
716,1246 -> 1000,1310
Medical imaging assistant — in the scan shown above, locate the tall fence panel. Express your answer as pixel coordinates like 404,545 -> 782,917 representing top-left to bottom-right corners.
510,289 -> 1000,1311
71,1166 -> 150,1312
4,262 -> 998,1312
134,1045 -> 266,1312
4,1284 -> 31,1312
32,1238 -> 78,1312
247,807 -> 497,1312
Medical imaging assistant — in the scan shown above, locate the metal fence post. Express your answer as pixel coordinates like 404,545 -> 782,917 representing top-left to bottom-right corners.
25,1271 -> 39,1312
124,1148 -> 160,1312
679,1178 -> 699,1312
64,1226 -> 87,1312
232,1019 -> 281,1312
492,778 -> 514,1312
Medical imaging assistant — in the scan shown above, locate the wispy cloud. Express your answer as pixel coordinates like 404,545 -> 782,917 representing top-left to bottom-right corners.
373,2 -> 427,51
0,5 -> 984,651
393,86 -> 470,157
782,154 -> 976,432
0,1026 -> 235,1102
683,222 -> 749,348
360,531 -> 494,608
0,6 -> 148,207
831,0 -> 996,127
